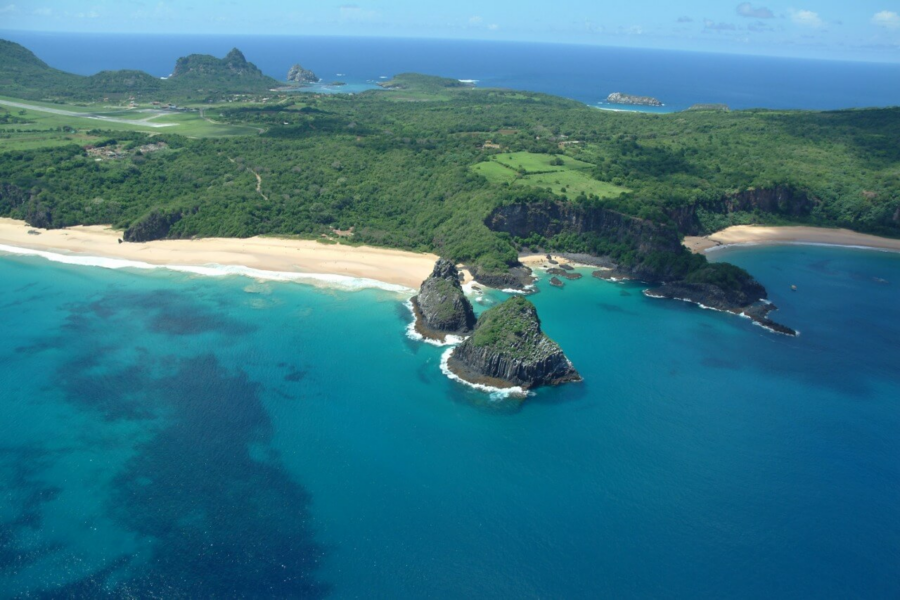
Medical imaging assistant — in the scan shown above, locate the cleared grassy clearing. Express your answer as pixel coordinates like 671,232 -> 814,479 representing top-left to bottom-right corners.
472,151 -> 628,200
493,151 -> 594,173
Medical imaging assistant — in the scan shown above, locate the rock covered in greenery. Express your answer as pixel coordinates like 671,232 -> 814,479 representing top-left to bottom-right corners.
173,48 -> 261,79
447,296 -> 581,390
287,64 -> 319,84
411,259 -> 476,341
607,92 -> 662,107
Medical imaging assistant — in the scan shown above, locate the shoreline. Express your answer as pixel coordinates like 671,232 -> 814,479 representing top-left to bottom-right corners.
684,225 -> 900,254
0,218 -> 439,293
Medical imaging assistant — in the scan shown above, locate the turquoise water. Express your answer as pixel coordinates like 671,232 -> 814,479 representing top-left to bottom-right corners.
1,245 -> 898,597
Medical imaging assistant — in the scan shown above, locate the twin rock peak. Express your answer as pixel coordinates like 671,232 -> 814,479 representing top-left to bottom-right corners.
412,259 -> 581,392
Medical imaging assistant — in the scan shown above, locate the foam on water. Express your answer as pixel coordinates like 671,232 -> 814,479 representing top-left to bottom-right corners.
0,244 -> 414,294
439,347 -> 528,400
403,300 -> 466,347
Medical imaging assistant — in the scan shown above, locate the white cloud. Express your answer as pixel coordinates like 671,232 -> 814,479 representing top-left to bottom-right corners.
469,16 -> 482,25
487,23 -> 499,31
736,3 -> 774,19
704,19 -> 737,31
0,4 -> 17,14
872,11 -> 900,29
33,7 -> 52,16
790,9 -> 823,28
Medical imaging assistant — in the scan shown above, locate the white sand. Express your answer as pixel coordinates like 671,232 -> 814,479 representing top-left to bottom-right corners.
684,225 -> 900,254
0,218 -> 442,290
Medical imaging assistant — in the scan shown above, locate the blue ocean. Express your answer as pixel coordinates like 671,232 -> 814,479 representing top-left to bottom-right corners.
1,243 -> 899,597
2,31 -> 900,111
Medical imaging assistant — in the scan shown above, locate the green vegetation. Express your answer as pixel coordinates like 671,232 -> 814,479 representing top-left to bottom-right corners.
472,151 -> 628,200
1,39 -> 898,283
0,41 -> 280,103
0,98 -> 260,148
377,73 -> 472,101
470,296 -> 533,348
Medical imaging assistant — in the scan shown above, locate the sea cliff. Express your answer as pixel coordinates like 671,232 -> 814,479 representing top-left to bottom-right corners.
446,296 -> 581,390
410,259 -> 476,342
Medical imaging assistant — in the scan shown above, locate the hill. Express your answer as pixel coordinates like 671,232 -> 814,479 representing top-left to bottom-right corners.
0,40 -> 280,101
167,48 -> 281,93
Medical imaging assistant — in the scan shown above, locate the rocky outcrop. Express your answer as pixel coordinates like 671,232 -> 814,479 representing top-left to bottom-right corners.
670,186 -> 818,235
447,296 -> 581,390
547,268 -> 582,280
549,277 -> 564,287
719,186 -> 815,218
645,280 -> 796,336
411,258 -> 476,341
607,92 -> 662,107
487,201 -> 683,258
124,209 -> 186,242
287,64 -> 319,84
468,264 -> 535,291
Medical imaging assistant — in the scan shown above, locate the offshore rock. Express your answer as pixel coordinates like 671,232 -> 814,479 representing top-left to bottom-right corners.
287,64 -> 320,84
547,268 -> 582,280
411,258 -> 476,342
468,264 -> 535,290
607,92 -> 663,107
447,296 -> 581,390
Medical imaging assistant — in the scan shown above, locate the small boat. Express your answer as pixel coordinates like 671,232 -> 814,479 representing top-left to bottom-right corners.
791,285 -> 798,291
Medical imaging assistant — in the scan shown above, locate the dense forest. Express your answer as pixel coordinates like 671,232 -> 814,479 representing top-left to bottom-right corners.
1,39 -> 899,293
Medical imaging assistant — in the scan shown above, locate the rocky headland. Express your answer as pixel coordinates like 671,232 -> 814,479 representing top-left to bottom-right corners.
410,258 -> 476,342
446,296 -> 581,390
485,200 -> 795,334
287,64 -> 320,85
607,92 -> 663,107
644,267 -> 797,335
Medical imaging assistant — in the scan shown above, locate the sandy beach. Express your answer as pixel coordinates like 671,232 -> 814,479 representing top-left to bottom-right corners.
0,218 -> 442,291
684,225 -> 900,254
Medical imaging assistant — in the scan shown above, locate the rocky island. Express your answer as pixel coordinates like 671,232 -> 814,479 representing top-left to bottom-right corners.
287,64 -> 319,85
410,258 -> 476,342
446,296 -> 581,390
607,92 -> 663,107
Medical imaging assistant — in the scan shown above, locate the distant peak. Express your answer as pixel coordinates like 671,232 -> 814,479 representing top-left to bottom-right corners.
225,48 -> 247,63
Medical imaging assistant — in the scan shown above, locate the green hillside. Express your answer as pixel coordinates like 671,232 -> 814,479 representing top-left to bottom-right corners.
0,40 -> 281,102
1,39 -> 898,301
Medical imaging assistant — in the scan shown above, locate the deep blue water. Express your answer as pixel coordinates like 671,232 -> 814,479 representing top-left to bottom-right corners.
1,244 -> 898,597
2,31 -> 900,111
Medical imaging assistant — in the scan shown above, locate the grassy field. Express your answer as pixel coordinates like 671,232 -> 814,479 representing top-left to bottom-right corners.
0,96 -> 261,150
472,151 -> 627,200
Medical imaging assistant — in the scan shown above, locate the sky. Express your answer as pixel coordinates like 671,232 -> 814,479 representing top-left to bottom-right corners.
1,1 -> 899,62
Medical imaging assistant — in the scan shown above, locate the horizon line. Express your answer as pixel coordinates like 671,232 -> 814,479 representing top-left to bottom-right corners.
2,29 -> 899,67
